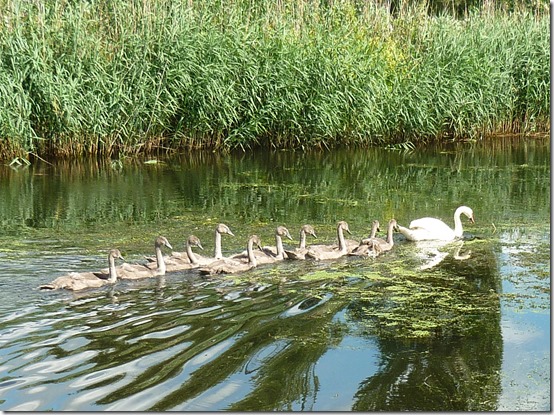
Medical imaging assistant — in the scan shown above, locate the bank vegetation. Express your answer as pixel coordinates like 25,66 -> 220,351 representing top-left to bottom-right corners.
0,0 -> 549,160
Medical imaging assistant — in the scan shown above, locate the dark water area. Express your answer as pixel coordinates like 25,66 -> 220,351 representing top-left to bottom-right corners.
0,137 -> 549,411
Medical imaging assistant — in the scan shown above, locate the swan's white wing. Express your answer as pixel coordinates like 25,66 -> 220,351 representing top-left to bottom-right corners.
407,217 -> 456,241
409,217 -> 451,231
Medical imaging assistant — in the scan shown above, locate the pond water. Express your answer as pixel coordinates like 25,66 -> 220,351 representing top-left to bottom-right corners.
0,137 -> 549,411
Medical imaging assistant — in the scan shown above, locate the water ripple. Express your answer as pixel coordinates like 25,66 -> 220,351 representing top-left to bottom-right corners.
127,325 -> 191,345
104,337 -> 238,411
22,350 -> 98,375
280,293 -> 333,318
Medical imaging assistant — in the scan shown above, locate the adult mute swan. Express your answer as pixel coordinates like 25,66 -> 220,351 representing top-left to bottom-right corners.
396,206 -> 474,242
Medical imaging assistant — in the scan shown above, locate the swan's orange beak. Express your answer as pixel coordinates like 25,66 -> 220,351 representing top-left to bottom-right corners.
469,215 -> 475,224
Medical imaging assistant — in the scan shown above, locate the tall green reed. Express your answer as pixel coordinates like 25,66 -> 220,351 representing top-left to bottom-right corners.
0,0 -> 549,160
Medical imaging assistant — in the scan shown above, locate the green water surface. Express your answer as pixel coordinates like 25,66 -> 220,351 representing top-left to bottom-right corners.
0,137 -> 549,411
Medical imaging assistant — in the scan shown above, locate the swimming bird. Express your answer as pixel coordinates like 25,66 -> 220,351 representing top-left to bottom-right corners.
231,225 -> 293,264
40,249 -> 124,291
354,219 -> 397,256
155,235 -> 207,272
306,221 -> 352,261
149,223 -> 235,265
395,206 -> 474,242
212,223 -> 235,259
349,220 -> 381,256
285,224 -> 317,260
119,236 -> 173,279
199,235 -> 262,275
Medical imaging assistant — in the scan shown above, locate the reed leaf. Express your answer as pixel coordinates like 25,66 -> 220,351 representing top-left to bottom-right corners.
0,0 -> 548,160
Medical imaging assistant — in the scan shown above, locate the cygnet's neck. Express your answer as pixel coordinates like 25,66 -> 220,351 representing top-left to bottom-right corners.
337,226 -> 347,253
386,221 -> 395,245
299,229 -> 307,249
247,239 -> 258,266
186,242 -> 199,265
108,255 -> 118,283
155,245 -> 166,274
275,234 -> 285,258
214,231 -> 223,259
370,222 -> 379,239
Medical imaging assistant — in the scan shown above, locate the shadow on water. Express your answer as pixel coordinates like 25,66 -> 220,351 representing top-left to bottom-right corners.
0,136 -> 549,410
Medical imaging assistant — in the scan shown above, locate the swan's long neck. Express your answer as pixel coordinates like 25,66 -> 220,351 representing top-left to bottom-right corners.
108,255 -> 118,283
370,224 -> 378,239
156,245 -> 166,274
299,229 -> 307,249
275,234 -> 284,258
337,226 -> 347,253
247,240 -> 257,266
186,242 -> 198,265
386,222 -> 395,245
453,207 -> 464,237
214,231 -> 223,259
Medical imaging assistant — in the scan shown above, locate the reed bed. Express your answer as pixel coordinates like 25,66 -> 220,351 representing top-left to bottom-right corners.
0,0 -> 549,160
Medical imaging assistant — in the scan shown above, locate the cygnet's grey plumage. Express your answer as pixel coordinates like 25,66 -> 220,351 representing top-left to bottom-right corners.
352,219 -> 396,256
119,236 -> 172,279
349,220 -> 380,256
157,235 -> 209,272
231,226 -> 293,264
285,224 -> 317,260
306,221 -> 352,261
40,249 -> 124,291
200,235 -> 262,275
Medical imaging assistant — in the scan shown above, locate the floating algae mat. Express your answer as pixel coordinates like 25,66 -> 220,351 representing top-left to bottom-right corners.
267,239 -> 503,340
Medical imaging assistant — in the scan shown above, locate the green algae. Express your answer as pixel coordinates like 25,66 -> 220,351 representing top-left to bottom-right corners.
265,242 -> 505,341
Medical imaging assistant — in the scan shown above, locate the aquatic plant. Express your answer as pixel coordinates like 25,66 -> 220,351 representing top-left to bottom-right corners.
0,0 -> 548,160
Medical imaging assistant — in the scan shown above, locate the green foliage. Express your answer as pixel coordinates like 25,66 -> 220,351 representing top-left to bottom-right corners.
0,0 -> 549,159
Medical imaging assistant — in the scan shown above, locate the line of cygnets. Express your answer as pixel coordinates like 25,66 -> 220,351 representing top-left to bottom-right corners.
40,206 -> 474,292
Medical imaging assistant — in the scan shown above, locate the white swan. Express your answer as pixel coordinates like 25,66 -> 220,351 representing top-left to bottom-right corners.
396,206 -> 474,242
40,249 -> 124,291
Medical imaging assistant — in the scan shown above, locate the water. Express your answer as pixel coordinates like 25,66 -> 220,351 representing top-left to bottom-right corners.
0,137 -> 549,411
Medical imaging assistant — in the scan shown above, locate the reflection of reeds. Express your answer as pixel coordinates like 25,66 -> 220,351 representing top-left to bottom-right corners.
0,1 -> 549,160
0,137 -> 549,251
